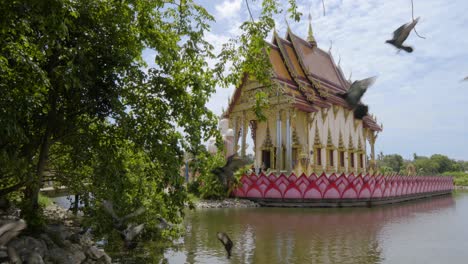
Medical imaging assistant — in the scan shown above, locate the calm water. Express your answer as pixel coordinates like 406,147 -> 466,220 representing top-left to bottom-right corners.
163,192 -> 468,264
52,193 -> 468,263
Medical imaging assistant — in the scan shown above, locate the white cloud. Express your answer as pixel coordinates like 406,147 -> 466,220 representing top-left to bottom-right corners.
215,0 -> 242,20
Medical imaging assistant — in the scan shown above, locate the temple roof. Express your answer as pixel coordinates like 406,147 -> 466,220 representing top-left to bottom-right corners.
225,25 -> 382,132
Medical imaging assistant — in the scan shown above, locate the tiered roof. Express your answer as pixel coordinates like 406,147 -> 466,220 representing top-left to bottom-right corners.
225,24 -> 382,132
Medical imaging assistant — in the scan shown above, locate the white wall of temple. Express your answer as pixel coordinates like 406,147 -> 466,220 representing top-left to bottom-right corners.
227,80 -> 370,175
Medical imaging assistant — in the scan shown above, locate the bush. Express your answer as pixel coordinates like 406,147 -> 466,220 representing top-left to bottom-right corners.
192,152 -> 226,199
443,171 -> 468,186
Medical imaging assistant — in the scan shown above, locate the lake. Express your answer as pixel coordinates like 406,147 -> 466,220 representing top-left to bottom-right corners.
54,192 -> 468,263
163,192 -> 468,264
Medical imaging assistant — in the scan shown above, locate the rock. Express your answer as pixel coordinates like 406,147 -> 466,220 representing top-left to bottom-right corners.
85,246 -> 111,264
47,244 -> 86,264
8,236 -> 47,260
195,198 -> 259,209
26,252 -> 45,264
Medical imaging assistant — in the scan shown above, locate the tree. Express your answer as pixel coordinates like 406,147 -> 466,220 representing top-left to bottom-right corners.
0,0 -> 219,229
377,154 -> 404,173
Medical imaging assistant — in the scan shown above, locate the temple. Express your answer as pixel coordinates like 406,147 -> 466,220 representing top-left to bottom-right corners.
223,20 -> 382,176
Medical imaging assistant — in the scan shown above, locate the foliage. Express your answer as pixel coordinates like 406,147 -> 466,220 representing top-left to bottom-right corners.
192,151 -> 226,199
38,194 -> 52,207
0,0 -> 219,234
377,154 -> 404,173
443,171 -> 468,186
378,153 -> 466,176
216,0 -> 300,121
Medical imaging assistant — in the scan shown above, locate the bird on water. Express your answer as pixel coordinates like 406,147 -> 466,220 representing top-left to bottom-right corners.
217,232 -> 233,258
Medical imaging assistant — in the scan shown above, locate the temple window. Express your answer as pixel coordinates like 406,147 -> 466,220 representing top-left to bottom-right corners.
350,152 -> 355,168
328,149 -> 334,167
339,151 -> 345,167
316,148 -> 322,166
262,150 -> 271,170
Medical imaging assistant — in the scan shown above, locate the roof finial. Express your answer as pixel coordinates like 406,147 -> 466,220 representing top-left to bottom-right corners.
307,12 -> 317,46
348,71 -> 353,82
285,14 -> 290,31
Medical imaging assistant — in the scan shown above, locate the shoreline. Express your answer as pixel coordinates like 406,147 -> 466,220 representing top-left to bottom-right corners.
193,198 -> 259,209
0,203 -> 112,264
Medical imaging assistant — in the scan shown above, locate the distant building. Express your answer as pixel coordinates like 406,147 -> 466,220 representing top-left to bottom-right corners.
223,20 -> 382,175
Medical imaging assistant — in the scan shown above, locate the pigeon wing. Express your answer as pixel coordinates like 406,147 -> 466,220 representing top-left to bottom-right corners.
396,17 -> 419,44
121,207 -> 145,222
102,200 -> 120,221
125,224 -> 144,241
226,157 -> 249,175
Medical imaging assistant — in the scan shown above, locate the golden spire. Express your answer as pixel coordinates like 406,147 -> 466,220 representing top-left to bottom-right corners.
307,13 -> 317,46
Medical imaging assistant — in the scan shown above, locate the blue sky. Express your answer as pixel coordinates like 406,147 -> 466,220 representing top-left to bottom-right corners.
147,0 -> 468,160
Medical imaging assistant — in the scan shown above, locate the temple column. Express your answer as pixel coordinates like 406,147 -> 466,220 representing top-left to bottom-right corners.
276,110 -> 282,174
232,116 -> 238,155
241,111 -> 247,158
286,109 -> 292,174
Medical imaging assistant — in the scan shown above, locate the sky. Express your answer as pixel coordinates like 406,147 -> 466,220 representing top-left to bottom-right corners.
145,0 -> 468,160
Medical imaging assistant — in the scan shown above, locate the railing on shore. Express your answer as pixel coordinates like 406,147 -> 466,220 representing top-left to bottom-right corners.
232,173 -> 454,201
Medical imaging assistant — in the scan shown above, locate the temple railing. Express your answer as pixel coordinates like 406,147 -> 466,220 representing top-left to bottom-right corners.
232,173 -> 454,200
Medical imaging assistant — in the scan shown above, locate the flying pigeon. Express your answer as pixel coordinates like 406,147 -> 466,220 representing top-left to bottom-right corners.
102,200 -> 145,249
340,76 -> 376,119
211,154 -> 250,187
217,232 -> 233,258
0,220 -> 26,247
102,200 -> 145,230
156,215 -> 172,230
119,223 -> 144,250
462,76 -> 468,82
386,17 -> 420,53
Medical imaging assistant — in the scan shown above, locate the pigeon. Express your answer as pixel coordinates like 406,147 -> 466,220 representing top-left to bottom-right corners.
462,76 -> 468,82
340,76 -> 376,119
119,223 -> 144,250
386,17 -> 420,53
102,200 -> 145,230
0,220 -> 26,247
216,232 -> 233,258
156,215 -> 172,230
211,154 -> 250,187
102,200 -> 145,249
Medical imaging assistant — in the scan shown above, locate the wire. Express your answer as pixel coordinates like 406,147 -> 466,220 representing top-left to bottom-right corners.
321,0 -> 326,16
411,0 -> 426,39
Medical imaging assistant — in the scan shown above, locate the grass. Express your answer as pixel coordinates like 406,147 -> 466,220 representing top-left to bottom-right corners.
187,193 -> 200,203
38,193 -> 53,207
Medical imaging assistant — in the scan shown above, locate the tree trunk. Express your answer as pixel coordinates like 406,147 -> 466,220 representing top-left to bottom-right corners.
24,101 -> 55,216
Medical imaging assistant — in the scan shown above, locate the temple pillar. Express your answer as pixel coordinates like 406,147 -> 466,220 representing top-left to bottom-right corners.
286,110 -> 292,174
232,116 -> 239,155
241,111 -> 247,158
276,110 -> 282,174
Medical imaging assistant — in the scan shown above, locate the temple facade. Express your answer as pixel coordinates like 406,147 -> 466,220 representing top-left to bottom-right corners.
223,22 -> 382,175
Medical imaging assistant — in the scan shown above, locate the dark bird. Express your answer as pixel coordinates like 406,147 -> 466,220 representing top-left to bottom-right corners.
386,17 -> 420,53
217,232 -> 233,258
462,76 -> 468,82
211,154 -> 250,187
156,215 -> 172,230
102,200 -> 145,249
0,220 -> 26,247
340,76 -> 376,119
